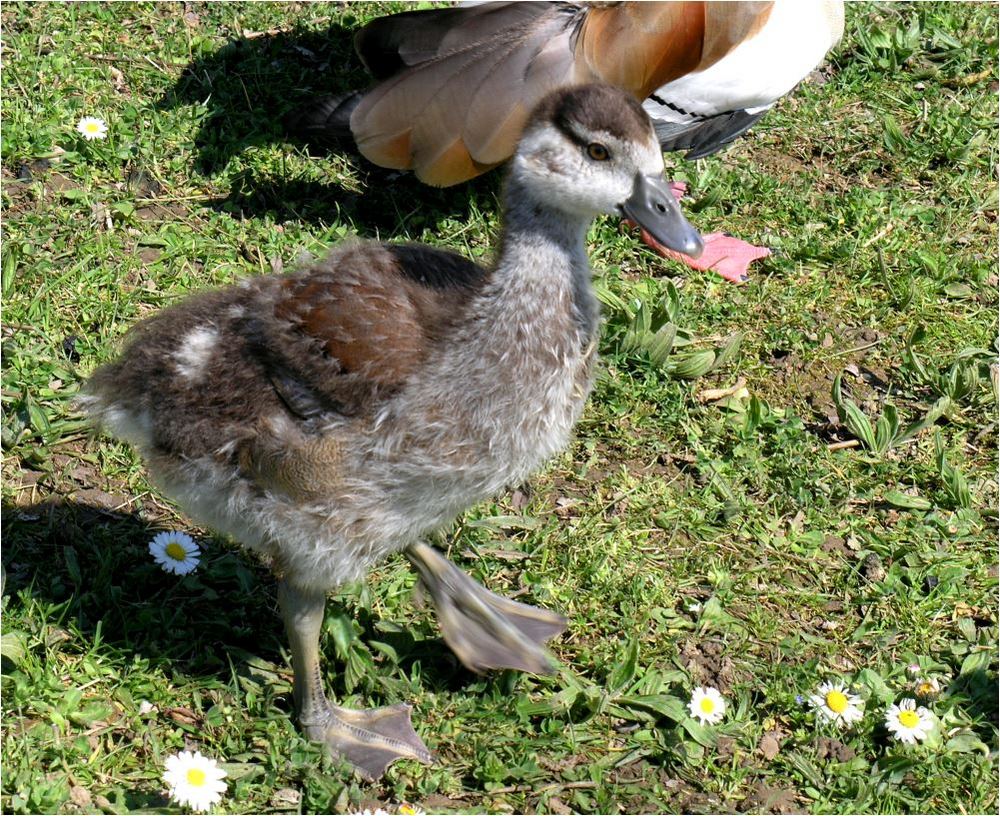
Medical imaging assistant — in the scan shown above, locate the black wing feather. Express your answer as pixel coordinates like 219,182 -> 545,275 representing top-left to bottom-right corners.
654,109 -> 768,160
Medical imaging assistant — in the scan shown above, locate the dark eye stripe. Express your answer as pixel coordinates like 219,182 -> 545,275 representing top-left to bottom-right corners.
553,116 -> 599,151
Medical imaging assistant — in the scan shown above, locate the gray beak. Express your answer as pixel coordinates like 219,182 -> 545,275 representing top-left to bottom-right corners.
620,174 -> 704,259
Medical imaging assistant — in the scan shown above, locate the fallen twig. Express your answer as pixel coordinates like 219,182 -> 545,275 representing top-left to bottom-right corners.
827,439 -> 861,451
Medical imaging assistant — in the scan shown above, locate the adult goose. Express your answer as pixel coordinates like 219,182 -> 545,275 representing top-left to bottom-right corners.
82,84 -> 702,781
290,0 -> 844,281
294,0 -> 843,184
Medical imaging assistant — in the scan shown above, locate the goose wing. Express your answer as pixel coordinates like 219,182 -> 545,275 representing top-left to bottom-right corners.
647,106 -> 768,160
349,3 -> 583,186
346,1 -> 775,186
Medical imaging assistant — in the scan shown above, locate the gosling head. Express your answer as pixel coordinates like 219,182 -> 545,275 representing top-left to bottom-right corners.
512,83 -> 704,259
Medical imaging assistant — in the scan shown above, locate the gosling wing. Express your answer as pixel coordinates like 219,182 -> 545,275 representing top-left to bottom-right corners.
252,242 -> 489,420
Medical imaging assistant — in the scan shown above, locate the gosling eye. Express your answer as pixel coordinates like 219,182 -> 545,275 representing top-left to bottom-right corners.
586,142 -> 610,161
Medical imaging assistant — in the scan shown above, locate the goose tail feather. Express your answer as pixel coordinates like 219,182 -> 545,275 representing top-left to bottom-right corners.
285,91 -> 362,148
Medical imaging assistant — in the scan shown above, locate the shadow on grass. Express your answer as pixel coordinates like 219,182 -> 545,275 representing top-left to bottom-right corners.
158,21 -> 497,234
215,163 -> 499,240
2,497 -> 285,678
1,497 -> 481,699
159,22 -> 361,177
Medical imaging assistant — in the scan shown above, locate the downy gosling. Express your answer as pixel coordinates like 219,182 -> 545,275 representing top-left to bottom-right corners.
81,83 -> 703,780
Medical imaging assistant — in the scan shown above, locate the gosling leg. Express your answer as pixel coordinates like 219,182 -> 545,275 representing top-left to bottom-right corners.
277,580 -> 432,780
404,541 -> 566,675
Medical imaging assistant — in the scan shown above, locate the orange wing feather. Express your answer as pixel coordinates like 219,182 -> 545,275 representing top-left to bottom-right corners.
698,2 -> 774,70
577,2 -> 706,97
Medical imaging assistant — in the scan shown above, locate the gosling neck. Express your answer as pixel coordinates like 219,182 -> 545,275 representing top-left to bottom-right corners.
492,174 -> 600,339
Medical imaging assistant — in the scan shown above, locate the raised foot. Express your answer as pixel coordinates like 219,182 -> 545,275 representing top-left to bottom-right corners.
405,541 -> 567,675
302,702 -> 432,781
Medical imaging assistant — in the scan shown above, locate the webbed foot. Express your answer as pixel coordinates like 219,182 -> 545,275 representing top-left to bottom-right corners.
302,702 -> 432,781
405,541 -> 566,674
278,581 -> 433,781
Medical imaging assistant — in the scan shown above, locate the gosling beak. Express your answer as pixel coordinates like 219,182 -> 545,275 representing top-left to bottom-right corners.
620,174 -> 704,259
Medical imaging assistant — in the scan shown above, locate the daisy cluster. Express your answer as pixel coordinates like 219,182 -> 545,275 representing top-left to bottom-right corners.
684,669 -> 943,750
807,675 -> 940,746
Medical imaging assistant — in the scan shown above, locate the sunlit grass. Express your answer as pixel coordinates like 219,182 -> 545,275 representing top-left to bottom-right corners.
2,2 -> 996,813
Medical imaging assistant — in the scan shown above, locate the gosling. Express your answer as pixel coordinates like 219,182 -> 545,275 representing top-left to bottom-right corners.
81,83 -> 702,780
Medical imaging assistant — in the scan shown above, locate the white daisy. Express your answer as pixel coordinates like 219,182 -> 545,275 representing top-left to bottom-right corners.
76,116 -> 108,140
149,531 -> 201,575
809,681 -> 864,726
163,750 -> 227,812
688,686 -> 727,725
884,698 -> 934,744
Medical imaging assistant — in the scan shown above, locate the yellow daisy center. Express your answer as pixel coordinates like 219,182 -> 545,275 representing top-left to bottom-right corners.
84,122 -> 100,133
825,690 -> 849,714
165,541 -> 188,561
917,681 -> 934,696
186,767 -> 207,787
699,697 -> 716,714
898,709 -> 920,728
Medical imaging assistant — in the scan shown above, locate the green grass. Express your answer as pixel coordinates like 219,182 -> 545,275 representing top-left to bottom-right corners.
2,2 -> 997,813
